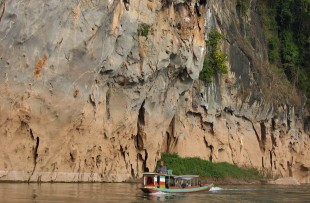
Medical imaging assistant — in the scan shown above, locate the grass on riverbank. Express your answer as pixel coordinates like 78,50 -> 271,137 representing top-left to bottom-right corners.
159,153 -> 261,180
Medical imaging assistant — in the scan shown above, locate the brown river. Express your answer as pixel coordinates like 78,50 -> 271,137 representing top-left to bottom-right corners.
0,183 -> 309,202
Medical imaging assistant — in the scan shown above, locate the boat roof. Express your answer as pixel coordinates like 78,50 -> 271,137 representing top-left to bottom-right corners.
143,172 -> 175,176
142,172 -> 158,175
142,173 -> 199,179
174,175 -> 199,179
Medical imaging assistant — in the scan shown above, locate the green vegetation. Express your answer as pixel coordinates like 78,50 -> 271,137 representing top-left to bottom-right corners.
137,23 -> 151,38
159,153 -> 261,179
259,0 -> 310,108
200,30 -> 228,83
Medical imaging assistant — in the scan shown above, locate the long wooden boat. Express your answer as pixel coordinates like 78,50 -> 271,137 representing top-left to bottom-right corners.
141,172 -> 214,194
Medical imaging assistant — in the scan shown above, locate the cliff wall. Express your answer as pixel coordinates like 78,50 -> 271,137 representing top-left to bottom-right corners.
0,0 -> 309,183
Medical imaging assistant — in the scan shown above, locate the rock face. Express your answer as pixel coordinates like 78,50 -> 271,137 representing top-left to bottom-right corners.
268,177 -> 300,185
0,0 -> 309,183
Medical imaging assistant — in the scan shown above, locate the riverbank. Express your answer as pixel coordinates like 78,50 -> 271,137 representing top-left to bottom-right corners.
0,175 -> 304,185
153,153 -> 304,185
127,176 -> 302,186
159,153 -> 262,180
126,176 -> 262,185
0,154 -> 303,185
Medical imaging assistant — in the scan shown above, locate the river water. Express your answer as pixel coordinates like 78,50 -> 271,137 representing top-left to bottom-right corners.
0,183 -> 309,202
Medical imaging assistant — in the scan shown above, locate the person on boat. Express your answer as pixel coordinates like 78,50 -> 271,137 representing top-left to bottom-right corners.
175,179 -> 181,187
156,161 -> 167,174
146,177 -> 153,185
181,181 -> 186,188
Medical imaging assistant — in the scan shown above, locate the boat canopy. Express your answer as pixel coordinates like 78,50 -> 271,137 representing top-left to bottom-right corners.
142,172 -> 176,177
142,172 -> 158,175
142,173 -> 199,179
174,175 -> 199,179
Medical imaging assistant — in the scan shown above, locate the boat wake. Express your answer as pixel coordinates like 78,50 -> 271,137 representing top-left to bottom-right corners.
210,187 -> 259,192
224,188 -> 258,191
210,187 -> 223,192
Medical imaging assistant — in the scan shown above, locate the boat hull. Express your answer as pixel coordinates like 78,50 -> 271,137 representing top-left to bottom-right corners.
141,184 -> 214,194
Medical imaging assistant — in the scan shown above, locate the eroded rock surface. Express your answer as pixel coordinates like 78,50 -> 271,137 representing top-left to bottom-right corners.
268,177 -> 300,185
0,0 -> 309,183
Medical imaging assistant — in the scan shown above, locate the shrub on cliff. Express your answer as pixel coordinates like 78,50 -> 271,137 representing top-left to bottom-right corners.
200,30 -> 228,83
236,0 -> 250,17
159,153 -> 261,179
137,23 -> 150,38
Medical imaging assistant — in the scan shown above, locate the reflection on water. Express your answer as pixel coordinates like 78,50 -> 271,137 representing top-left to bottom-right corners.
0,183 -> 309,203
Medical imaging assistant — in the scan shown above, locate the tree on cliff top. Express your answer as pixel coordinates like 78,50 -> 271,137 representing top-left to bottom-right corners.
260,0 -> 310,108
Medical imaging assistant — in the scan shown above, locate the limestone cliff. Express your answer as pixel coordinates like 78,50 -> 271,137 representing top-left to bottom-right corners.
0,0 -> 309,183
